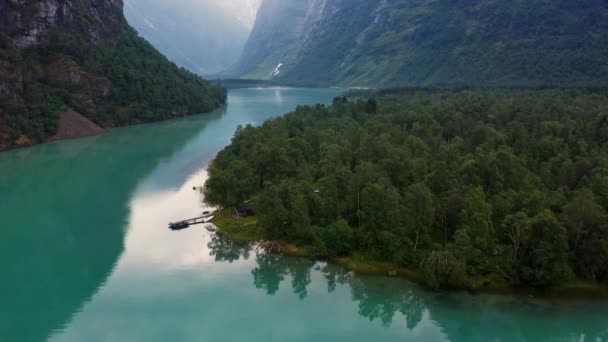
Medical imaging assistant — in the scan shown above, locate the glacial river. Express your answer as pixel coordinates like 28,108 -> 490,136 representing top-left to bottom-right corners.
0,88 -> 606,341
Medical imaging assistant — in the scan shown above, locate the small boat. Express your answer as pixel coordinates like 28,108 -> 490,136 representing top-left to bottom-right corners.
169,221 -> 190,230
203,215 -> 214,223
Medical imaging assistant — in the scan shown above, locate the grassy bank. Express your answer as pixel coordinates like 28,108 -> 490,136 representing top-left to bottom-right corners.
211,208 -> 264,242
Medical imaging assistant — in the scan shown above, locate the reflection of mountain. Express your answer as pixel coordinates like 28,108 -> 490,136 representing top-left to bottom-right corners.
207,240 -> 608,341
0,111 -> 223,341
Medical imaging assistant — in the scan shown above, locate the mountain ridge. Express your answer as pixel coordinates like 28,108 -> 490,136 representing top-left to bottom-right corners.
234,0 -> 608,87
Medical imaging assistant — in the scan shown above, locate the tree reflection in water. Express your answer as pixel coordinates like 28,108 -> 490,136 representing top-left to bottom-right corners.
251,252 -> 288,295
206,234 -> 608,340
285,257 -> 316,299
250,252 -> 316,299
207,233 -> 253,263
348,275 -> 425,328
207,237 -> 425,327
321,264 -> 424,328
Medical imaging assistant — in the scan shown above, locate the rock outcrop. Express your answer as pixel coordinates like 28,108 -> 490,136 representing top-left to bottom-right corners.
52,109 -> 105,141
0,0 -> 126,49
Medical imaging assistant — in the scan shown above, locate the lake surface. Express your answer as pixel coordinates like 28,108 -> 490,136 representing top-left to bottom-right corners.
1,88 -> 607,342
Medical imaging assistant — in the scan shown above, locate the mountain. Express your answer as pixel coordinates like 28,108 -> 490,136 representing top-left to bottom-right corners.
0,0 -> 226,150
123,0 -> 261,76
234,0 -> 608,87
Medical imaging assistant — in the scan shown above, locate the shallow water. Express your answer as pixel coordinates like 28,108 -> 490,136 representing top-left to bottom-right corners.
0,88 -> 606,342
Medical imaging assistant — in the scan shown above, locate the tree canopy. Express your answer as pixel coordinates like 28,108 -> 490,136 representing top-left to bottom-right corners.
204,88 -> 608,288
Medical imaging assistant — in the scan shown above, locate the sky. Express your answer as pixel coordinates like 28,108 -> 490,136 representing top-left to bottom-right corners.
214,0 -> 262,29
125,0 -> 261,30
123,0 -> 262,75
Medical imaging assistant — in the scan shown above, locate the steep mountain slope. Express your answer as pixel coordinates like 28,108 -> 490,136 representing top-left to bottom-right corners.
231,0 -> 315,79
0,0 -> 226,150
124,0 -> 260,75
234,0 -> 608,87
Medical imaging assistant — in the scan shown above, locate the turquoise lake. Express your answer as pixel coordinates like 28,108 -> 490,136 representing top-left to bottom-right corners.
0,88 -> 607,341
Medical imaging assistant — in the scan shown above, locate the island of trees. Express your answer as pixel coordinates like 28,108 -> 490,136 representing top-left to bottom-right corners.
204,88 -> 608,290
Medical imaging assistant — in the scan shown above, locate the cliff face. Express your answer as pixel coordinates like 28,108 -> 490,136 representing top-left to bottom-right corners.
0,0 -> 226,150
0,0 -> 125,48
235,0 -> 608,87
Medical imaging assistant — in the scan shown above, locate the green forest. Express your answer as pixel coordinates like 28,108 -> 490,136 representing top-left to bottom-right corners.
204,89 -> 608,289
0,29 -> 226,146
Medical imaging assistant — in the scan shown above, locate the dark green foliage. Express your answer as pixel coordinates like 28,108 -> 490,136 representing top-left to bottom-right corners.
204,89 -> 608,287
421,250 -> 468,290
316,219 -> 355,257
520,210 -> 573,286
82,32 -> 226,125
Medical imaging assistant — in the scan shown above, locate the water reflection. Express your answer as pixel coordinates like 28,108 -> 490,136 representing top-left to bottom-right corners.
210,240 -> 424,326
251,252 -> 316,299
43,88 -> 347,342
0,108 -> 225,342
349,275 -> 425,329
251,252 -> 288,295
207,233 -> 253,263
206,234 -> 608,341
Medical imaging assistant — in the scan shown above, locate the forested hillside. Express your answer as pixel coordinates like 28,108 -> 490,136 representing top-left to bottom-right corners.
205,89 -> 608,289
0,0 -> 226,150
235,0 -> 608,87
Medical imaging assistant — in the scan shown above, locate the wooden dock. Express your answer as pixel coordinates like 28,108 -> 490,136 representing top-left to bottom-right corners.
169,215 -> 214,230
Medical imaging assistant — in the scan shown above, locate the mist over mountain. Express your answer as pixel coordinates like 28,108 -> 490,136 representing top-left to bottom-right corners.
124,0 -> 261,76
234,0 -> 608,87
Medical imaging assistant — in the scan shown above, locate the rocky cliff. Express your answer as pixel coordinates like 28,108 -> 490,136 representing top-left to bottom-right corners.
234,0 -> 608,87
0,0 -> 226,150
0,0 -> 126,48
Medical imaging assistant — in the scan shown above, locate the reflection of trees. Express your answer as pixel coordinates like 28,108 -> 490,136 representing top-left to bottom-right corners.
321,264 -> 353,293
250,251 -> 315,298
249,254 -> 427,330
207,233 -> 253,263
348,276 -> 425,328
251,252 -> 289,295
321,264 -> 425,328
286,257 -> 316,299
247,252 -> 608,341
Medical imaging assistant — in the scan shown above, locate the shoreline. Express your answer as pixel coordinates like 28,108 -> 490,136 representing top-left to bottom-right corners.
211,208 -> 608,299
0,106 -> 227,153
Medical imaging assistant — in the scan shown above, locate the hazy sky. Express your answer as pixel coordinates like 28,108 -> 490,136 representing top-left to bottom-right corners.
123,0 -> 262,75
125,0 -> 262,30
214,0 -> 262,29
